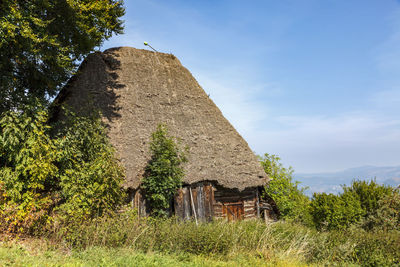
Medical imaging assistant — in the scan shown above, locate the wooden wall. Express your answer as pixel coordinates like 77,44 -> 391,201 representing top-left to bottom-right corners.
174,182 -> 214,222
213,186 -> 258,220
175,183 -> 259,221
131,182 -> 262,221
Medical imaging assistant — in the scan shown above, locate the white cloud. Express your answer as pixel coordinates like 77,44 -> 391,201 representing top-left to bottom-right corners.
193,69 -> 400,173
248,112 -> 400,173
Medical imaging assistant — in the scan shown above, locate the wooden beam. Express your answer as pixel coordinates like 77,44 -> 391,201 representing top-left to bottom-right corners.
189,187 -> 198,225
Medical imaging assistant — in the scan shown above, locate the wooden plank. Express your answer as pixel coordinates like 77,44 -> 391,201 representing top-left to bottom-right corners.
174,188 -> 184,219
210,185 -> 215,220
213,208 -> 222,214
182,187 -> 191,220
222,205 -> 227,220
192,186 -> 198,216
134,190 -> 144,217
189,187 -> 198,225
214,192 -> 255,198
196,185 -> 205,221
133,190 -> 139,209
203,184 -> 211,221
137,190 -> 147,217
215,197 -> 245,202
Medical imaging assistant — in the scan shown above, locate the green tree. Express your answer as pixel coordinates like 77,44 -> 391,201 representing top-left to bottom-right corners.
0,105 -> 59,233
0,107 -> 125,233
0,105 -> 58,203
55,112 -> 125,218
342,180 -> 393,228
141,124 -> 187,217
0,0 -> 124,113
372,188 -> 400,230
310,191 -> 365,230
259,153 -> 311,224
309,180 -> 393,230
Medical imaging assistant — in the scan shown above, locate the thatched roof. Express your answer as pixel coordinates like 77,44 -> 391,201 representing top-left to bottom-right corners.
52,47 -> 268,191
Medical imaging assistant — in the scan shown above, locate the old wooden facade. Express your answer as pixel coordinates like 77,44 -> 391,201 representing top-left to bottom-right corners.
130,182 -> 278,221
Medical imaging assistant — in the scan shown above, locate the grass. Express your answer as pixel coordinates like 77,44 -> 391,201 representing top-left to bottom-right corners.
0,240 -> 308,267
1,210 -> 399,266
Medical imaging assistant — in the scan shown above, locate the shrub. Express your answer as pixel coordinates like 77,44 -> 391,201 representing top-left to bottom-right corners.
369,188 -> 400,231
259,153 -> 312,224
141,124 -> 187,217
0,107 -> 58,234
310,180 -> 395,231
0,107 -> 125,234
342,180 -> 394,229
310,191 -> 364,230
54,112 -> 125,218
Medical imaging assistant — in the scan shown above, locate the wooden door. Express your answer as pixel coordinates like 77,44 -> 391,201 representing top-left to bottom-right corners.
222,202 -> 244,221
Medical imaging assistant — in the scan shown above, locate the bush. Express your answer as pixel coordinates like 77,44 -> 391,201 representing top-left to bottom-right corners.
259,153 -> 312,224
141,124 -> 187,217
369,188 -> 400,231
310,180 -> 395,231
310,191 -> 364,230
0,107 -> 125,234
55,112 -> 125,218
0,107 -> 58,234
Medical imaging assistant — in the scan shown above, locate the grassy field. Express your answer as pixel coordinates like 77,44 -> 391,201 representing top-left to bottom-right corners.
1,214 -> 399,266
0,240 -> 307,267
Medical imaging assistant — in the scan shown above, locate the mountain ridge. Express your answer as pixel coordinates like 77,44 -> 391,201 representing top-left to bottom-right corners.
294,165 -> 400,195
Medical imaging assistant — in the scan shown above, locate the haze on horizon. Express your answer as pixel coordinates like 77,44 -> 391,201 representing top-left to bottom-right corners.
103,0 -> 400,173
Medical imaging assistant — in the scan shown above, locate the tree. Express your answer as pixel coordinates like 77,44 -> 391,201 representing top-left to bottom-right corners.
55,111 -> 125,218
372,188 -> 400,230
310,191 -> 364,230
309,180 -> 394,230
343,180 -> 395,230
259,153 -> 312,224
0,0 -> 124,113
342,180 -> 393,218
141,124 -> 187,217
0,107 -> 125,233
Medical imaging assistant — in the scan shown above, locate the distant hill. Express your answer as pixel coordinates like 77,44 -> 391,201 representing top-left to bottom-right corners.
294,165 -> 400,196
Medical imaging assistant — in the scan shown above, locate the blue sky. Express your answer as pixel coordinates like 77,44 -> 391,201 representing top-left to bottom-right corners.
103,0 -> 400,173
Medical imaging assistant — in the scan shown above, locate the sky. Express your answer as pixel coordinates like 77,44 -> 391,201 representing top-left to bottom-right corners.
103,0 -> 400,173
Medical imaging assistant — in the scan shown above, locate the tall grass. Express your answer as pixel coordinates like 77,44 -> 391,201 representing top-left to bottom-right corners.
44,209 -> 400,266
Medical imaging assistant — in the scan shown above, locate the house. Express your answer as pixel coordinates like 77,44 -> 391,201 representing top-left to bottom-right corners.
51,47 -> 278,221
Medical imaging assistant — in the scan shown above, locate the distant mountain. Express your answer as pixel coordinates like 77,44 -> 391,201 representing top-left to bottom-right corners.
294,165 -> 400,196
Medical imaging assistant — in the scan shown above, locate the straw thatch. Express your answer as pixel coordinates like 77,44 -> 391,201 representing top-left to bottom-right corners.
52,47 -> 268,191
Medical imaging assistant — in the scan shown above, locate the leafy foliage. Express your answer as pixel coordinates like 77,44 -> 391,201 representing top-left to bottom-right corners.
368,188 -> 400,231
0,107 -> 125,233
310,191 -> 365,230
0,0 -> 124,113
342,179 -> 393,229
310,180 -> 394,230
141,124 -> 187,217
0,106 -> 58,201
55,111 -> 126,218
259,153 -> 311,224
0,106 -> 58,233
